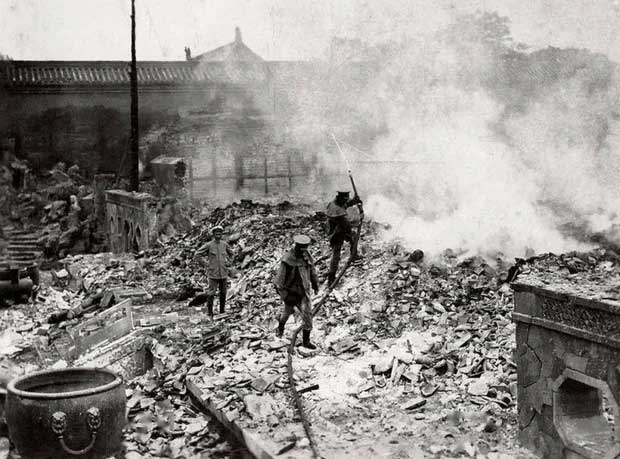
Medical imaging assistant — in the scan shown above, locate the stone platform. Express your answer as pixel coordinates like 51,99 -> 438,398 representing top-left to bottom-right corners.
513,276 -> 620,459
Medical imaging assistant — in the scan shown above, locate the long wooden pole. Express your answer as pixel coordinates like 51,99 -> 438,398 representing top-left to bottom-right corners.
130,0 -> 140,191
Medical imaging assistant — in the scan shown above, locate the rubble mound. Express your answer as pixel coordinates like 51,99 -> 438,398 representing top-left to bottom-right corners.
144,201 -> 541,457
5,200 -> 620,457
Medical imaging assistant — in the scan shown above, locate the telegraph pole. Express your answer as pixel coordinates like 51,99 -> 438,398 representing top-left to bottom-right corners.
130,0 -> 140,191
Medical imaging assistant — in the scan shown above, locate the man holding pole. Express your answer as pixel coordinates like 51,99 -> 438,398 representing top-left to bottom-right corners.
326,190 -> 362,286
328,135 -> 364,286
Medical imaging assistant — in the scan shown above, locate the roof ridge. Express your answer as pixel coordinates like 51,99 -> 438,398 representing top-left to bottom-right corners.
5,60 -> 197,65
193,40 -> 264,62
0,59 -> 277,87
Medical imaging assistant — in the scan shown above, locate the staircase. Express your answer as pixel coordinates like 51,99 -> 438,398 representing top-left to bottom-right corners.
0,228 -> 42,271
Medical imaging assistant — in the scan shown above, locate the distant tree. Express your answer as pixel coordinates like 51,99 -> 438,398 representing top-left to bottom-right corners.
0,53 -> 12,60
440,11 -> 514,54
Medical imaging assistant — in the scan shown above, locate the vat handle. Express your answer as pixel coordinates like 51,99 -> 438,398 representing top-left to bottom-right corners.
51,407 -> 101,455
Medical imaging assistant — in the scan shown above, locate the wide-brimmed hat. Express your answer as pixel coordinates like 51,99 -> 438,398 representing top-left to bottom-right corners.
211,225 -> 224,234
293,234 -> 311,246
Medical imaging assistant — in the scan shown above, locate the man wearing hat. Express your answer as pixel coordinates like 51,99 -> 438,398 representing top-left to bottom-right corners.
196,225 -> 233,317
274,234 -> 319,349
325,190 -> 362,285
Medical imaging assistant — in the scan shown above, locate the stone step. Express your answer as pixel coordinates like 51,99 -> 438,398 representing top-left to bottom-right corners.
1,252 -> 38,258
7,241 -> 39,247
7,244 -> 40,250
7,251 -> 40,257
1,230 -> 43,270
7,249 -> 41,255
6,249 -> 37,255
7,250 -> 41,258
7,247 -> 39,253
6,249 -> 38,255
8,236 -> 39,243
8,240 -> 40,246
7,230 -> 39,236
5,254 -> 38,261
5,229 -> 31,234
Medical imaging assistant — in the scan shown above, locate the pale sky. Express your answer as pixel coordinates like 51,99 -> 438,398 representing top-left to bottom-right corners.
2,0 -> 620,62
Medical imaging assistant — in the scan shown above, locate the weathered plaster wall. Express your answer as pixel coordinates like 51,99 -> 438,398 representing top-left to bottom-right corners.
0,82 -> 271,176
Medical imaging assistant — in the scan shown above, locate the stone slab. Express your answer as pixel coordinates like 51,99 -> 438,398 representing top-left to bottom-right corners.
73,329 -> 152,380
186,377 -> 297,459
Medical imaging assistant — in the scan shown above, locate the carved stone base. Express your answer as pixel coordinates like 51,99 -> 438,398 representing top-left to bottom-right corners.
513,283 -> 620,459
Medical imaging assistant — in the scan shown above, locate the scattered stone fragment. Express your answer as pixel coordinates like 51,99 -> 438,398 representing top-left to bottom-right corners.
395,350 -> 414,364
243,394 -> 277,421
401,397 -> 426,411
276,441 -> 297,455
468,380 -> 489,396
297,438 -> 310,448
251,377 -> 269,393
372,355 -> 394,374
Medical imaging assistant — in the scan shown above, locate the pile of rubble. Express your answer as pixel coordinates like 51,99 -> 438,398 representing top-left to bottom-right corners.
146,203 -> 525,456
120,325 -> 236,458
153,201 -> 620,457
0,276 -> 241,458
4,199 -> 620,457
511,249 -> 620,300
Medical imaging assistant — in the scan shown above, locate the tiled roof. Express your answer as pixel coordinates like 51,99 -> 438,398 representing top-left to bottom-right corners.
0,60 -> 272,88
0,60 -> 374,90
193,42 -> 264,63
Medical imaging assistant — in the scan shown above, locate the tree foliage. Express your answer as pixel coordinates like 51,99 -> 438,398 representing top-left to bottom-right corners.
442,11 -> 514,53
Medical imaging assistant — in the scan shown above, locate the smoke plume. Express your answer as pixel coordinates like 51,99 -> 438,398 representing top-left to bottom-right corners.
282,9 -> 620,259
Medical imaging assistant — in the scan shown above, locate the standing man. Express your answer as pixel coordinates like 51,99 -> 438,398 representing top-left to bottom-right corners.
326,190 -> 362,286
274,235 -> 319,349
197,225 -> 233,317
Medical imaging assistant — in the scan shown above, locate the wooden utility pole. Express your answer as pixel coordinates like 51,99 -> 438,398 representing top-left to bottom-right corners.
129,0 -> 140,191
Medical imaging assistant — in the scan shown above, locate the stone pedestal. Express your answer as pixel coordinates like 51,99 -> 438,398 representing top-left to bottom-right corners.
513,282 -> 620,458
104,190 -> 156,253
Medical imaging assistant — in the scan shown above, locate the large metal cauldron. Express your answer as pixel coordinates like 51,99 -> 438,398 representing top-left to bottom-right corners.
6,368 -> 126,459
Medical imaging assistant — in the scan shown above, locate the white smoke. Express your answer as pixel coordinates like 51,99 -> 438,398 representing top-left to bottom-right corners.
280,8 -> 620,259
364,84 -> 590,258
504,75 -> 620,235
